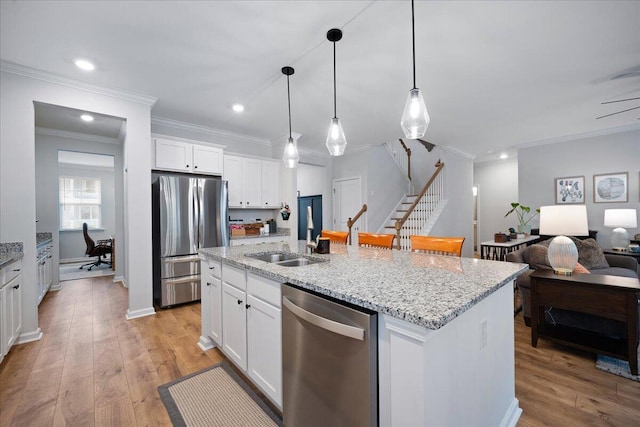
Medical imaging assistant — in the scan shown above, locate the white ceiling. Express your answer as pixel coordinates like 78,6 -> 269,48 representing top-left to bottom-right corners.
35,103 -> 125,140
2,1 -> 639,162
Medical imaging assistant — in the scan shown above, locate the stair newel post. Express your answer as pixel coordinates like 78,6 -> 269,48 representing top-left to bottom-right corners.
347,217 -> 353,245
395,221 -> 402,250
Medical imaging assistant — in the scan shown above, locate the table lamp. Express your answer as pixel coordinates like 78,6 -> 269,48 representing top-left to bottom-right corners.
604,209 -> 637,251
539,205 -> 589,275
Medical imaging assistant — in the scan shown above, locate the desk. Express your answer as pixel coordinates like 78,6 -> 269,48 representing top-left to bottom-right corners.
530,270 -> 639,375
480,235 -> 540,261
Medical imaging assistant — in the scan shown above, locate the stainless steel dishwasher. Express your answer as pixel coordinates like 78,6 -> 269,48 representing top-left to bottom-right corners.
282,284 -> 378,427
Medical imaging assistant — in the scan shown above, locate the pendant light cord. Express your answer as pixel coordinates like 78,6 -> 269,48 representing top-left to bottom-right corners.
286,75 -> 292,138
333,41 -> 337,119
411,0 -> 417,90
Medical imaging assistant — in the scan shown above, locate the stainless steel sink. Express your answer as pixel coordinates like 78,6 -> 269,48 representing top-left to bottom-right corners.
245,251 -> 326,267
246,251 -> 301,263
275,257 -> 325,267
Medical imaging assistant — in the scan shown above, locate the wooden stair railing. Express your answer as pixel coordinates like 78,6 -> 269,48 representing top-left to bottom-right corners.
398,139 -> 411,181
347,204 -> 368,245
394,160 -> 444,250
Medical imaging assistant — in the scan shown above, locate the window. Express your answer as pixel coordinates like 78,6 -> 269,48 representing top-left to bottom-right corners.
59,177 -> 102,230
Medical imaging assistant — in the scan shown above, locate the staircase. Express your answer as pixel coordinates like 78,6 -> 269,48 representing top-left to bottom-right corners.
382,138 -> 446,250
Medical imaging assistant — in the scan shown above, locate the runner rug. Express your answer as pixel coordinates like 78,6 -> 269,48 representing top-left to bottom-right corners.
158,361 -> 283,426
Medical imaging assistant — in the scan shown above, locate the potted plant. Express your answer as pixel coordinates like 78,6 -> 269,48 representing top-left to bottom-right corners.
504,202 -> 540,235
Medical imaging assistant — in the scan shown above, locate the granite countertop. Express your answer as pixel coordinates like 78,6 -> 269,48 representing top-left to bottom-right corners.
200,241 -> 528,330
36,232 -> 53,246
0,242 -> 24,269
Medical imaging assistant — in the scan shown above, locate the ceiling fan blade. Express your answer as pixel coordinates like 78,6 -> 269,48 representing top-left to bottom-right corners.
601,97 -> 640,105
595,106 -> 640,120
417,139 -> 436,152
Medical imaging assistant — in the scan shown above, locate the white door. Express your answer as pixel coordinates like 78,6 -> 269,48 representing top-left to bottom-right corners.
222,283 -> 247,371
155,139 -> 192,172
247,294 -> 282,407
243,158 -> 263,208
193,145 -> 223,175
261,160 -> 281,209
9,276 -> 22,344
333,177 -> 363,237
223,155 -> 244,208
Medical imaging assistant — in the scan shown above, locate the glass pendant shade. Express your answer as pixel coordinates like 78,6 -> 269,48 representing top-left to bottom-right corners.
325,117 -> 347,156
283,137 -> 299,169
401,88 -> 430,139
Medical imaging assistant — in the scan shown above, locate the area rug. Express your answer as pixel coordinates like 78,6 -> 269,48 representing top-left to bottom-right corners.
59,261 -> 114,282
596,354 -> 640,382
158,361 -> 283,427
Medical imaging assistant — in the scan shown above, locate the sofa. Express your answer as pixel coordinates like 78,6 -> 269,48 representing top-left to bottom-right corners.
507,237 -> 639,337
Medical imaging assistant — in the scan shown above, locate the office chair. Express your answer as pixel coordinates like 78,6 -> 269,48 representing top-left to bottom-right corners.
80,222 -> 112,270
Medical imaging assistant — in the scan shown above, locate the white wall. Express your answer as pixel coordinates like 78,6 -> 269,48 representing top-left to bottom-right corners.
428,148 -> 475,258
367,145 -> 406,232
518,128 -> 640,247
1,69 -> 155,341
473,158 -> 519,244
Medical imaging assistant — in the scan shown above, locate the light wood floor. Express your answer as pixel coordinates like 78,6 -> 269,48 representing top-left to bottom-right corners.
1,276 -> 638,426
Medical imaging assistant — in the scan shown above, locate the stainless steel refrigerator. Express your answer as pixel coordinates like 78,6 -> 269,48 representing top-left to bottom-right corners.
152,172 -> 229,308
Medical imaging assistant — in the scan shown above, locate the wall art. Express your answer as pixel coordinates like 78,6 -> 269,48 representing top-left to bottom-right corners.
554,176 -> 584,204
593,172 -> 628,203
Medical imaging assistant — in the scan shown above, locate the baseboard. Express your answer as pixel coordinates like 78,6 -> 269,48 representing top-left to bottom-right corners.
16,327 -> 43,344
113,276 -> 126,287
49,282 -> 62,291
499,398 -> 522,427
126,306 -> 156,320
198,335 -> 216,351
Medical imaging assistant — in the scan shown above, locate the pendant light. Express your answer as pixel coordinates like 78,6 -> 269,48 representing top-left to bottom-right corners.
400,0 -> 430,139
282,66 -> 299,168
326,28 -> 347,156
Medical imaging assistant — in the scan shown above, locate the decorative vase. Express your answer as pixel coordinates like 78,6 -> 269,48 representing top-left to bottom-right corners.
517,224 -> 532,235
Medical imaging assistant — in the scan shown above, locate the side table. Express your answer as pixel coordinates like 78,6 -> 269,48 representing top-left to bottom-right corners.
530,270 -> 640,375
480,235 -> 540,261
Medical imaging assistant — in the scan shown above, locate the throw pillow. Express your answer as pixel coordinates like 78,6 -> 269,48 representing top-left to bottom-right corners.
529,244 -> 553,270
569,237 -> 610,270
573,262 -> 590,274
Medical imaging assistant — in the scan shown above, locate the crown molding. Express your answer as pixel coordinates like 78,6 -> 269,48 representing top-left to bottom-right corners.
1,60 -> 158,107
151,116 -> 271,147
515,123 -> 640,150
441,145 -> 476,160
151,132 -> 226,150
36,127 -> 121,145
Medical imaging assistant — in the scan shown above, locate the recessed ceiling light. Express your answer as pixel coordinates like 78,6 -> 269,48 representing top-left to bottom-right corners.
80,114 -> 94,122
74,59 -> 95,71
232,104 -> 245,113
500,153 -> 508,159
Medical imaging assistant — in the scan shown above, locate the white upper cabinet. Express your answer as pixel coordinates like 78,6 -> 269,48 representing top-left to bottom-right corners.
154,138 -> 223,175
224,155 -> 281,209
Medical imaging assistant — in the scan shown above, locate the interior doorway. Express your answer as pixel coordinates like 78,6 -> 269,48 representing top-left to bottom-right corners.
298,195 -> 322,241
333,177 -> 363,233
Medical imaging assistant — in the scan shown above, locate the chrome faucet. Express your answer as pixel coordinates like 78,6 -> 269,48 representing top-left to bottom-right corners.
305,206 -> 317,254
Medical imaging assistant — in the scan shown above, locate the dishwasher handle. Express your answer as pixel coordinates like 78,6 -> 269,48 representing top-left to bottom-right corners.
283,296 -> 365,341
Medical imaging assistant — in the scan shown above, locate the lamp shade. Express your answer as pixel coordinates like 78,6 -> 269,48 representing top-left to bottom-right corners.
604,209 -> 637,228
539,205 -> 589,236
540,205 -> 589,275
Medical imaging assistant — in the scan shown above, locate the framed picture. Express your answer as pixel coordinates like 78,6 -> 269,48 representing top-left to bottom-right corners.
593,172 -> 628,203
555,176 -> 584,204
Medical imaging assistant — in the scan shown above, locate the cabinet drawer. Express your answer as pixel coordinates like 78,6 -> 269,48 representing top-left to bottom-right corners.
247,272 -> 281,308
204,259 -> 222,279
161,255 -> 200,279
2,260 -> 22,285
222,263 -> 246,290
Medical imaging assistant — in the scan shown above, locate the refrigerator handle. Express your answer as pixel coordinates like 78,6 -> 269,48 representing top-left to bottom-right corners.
198,179 -> 205,248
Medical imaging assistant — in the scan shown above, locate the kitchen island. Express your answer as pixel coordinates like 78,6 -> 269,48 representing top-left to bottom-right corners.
199,241 -> 527,426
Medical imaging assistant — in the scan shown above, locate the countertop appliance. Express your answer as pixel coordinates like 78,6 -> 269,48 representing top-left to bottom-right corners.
152,172 -> 229,308
282,284 -> 378,426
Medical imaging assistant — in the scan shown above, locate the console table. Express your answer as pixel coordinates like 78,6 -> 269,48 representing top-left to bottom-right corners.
480,235 -> 540,261
530,270 -> 639,375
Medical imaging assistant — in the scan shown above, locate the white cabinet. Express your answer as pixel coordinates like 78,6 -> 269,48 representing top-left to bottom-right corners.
261,160 -> 281,209
36,244 -> 52,305
208,260 -> 282,408
201,259 -> 222,348
221,264 -> 248,370
1,258 -> 23,363
223,155 -> 281,209
155,138 -> 223,175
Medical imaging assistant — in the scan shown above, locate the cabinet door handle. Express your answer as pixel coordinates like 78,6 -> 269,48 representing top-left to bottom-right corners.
245,304 -> 251,309
13,284 -> 20,289
237,299 -> 243,304
194,165 -> 198,169
206,282 -> 212,287
209,266 -> 215,270
13,269 -> 21,272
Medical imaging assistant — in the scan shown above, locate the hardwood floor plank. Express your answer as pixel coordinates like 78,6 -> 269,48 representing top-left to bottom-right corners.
53,369 -> 95,426
575,392 -> 640,426
94,398 -> 137,427
11,365 -> 63,427
93,337 -> 130,409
